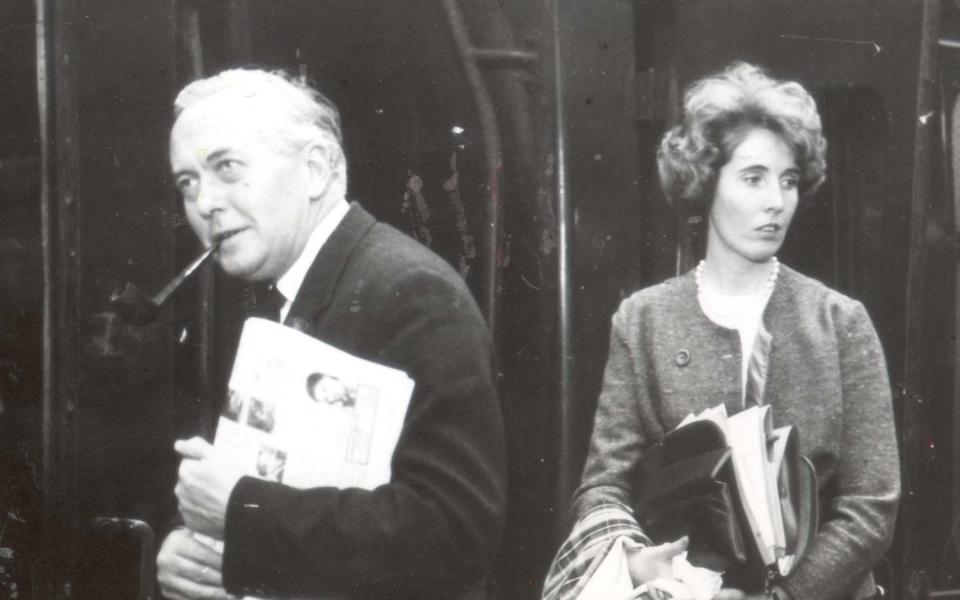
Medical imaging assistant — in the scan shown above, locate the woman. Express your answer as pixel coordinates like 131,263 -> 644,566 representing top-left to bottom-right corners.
542,63 -> 899,600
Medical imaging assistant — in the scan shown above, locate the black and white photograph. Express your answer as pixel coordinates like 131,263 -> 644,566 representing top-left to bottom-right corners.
1,1 -> 958,599
254,443 -> 286,483
222,388 -> 245,422
243,396 -> 275,434
305,371 -> 358,408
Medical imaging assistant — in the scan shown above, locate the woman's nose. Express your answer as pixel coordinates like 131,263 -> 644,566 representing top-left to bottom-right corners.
763,182 -> 786,212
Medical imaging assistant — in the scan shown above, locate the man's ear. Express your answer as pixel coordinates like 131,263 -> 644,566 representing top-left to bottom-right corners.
304,141 -> 342,201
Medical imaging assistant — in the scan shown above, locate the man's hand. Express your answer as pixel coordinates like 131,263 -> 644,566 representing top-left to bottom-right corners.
175,437 -> 245,539
156,528 -> 236,600
625,536 -> 689,586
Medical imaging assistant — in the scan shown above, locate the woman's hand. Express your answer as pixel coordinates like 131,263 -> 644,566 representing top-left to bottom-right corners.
625,536 -> 689,585
713,590 -> 762,600
713,585 -> 789,600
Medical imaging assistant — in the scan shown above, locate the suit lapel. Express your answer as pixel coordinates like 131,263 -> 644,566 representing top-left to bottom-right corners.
285,202 -> 376,326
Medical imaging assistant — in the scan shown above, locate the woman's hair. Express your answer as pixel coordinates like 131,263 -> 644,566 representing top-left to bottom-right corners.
657,62 -> 827,213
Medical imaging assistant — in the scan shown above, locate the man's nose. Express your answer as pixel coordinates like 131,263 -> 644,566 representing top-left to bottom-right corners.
193,178 -> 225,219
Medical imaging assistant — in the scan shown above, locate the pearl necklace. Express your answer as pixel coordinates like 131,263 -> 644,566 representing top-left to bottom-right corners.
695,256 -> 780,295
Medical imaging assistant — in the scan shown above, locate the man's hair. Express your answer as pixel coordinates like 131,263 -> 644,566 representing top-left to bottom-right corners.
657,62 -> 827,214
174,68 -> 344,167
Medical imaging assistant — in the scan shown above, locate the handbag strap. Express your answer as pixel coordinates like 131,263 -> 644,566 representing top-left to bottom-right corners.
792,455 -> 819,562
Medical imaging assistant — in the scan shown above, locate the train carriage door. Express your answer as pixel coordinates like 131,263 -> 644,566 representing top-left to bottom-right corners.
931,1 -> 960,595
35,0 -> 209,596
0,1 -> 42,597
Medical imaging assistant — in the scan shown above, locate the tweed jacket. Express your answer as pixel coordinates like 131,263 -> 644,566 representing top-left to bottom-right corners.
574,265 -> 900,600
221,203 -> 507,599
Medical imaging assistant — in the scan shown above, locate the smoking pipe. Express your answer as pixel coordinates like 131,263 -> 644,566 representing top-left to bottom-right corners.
110,242 -> 219,325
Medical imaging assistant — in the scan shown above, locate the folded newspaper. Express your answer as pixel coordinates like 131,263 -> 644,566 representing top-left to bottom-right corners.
217,317 -> 414,490
193,317 -> 415,599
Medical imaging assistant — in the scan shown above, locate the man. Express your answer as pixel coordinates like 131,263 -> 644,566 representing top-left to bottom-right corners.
156,69 -> 506,600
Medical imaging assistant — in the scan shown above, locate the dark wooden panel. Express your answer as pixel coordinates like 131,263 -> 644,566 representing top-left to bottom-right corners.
40,0 -> 184,595
70,0 -> 182,531
557,0 -> 643,509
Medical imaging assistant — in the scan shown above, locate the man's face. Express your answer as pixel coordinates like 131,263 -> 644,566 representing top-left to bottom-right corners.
170,92 -> 321,282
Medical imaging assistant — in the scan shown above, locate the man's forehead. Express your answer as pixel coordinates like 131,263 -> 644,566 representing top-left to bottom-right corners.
173,90 -> 288,137
170,93 -> 288,158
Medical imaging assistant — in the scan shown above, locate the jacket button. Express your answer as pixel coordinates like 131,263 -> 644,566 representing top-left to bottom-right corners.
675,349 -> 691,367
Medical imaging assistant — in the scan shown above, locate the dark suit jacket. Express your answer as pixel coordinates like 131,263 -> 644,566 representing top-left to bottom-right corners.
221,203 -> 506,599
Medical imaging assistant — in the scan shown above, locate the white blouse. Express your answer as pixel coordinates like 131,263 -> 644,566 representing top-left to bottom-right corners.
697,286 -> 774,396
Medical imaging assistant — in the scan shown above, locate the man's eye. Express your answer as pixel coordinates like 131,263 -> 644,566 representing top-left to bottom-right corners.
176,177 -> 198,198
216,159 -> 241,178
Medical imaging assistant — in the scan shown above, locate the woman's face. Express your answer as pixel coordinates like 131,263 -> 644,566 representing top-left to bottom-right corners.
707,127 -> 800,266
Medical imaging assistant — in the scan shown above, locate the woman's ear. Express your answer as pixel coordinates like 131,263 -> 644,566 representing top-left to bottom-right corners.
305,140 -> 343,201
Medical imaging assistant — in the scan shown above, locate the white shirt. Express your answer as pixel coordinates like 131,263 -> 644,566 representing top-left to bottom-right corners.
275,199 -> 351,322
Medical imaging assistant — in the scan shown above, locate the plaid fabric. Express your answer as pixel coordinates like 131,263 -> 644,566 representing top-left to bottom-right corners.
541,504 -> 652,600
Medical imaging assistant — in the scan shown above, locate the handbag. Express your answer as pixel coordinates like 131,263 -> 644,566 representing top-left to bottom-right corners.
630,416 -> 818,593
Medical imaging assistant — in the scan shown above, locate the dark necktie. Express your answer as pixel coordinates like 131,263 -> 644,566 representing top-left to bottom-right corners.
253,283 -> 286,323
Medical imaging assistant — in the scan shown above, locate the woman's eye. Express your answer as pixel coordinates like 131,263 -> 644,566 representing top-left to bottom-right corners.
743,174 -> 762,186
781,176 -> 799,190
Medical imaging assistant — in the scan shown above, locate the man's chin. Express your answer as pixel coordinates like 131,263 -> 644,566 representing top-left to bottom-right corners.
217,257 -> 269,282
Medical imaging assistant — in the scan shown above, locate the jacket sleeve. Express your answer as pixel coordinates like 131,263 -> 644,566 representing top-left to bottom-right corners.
540,303 -> 653,599
780,301 -> 901,600
541,503 -> 651,600
220,268 -> 506,598
572,300 -> 655,529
